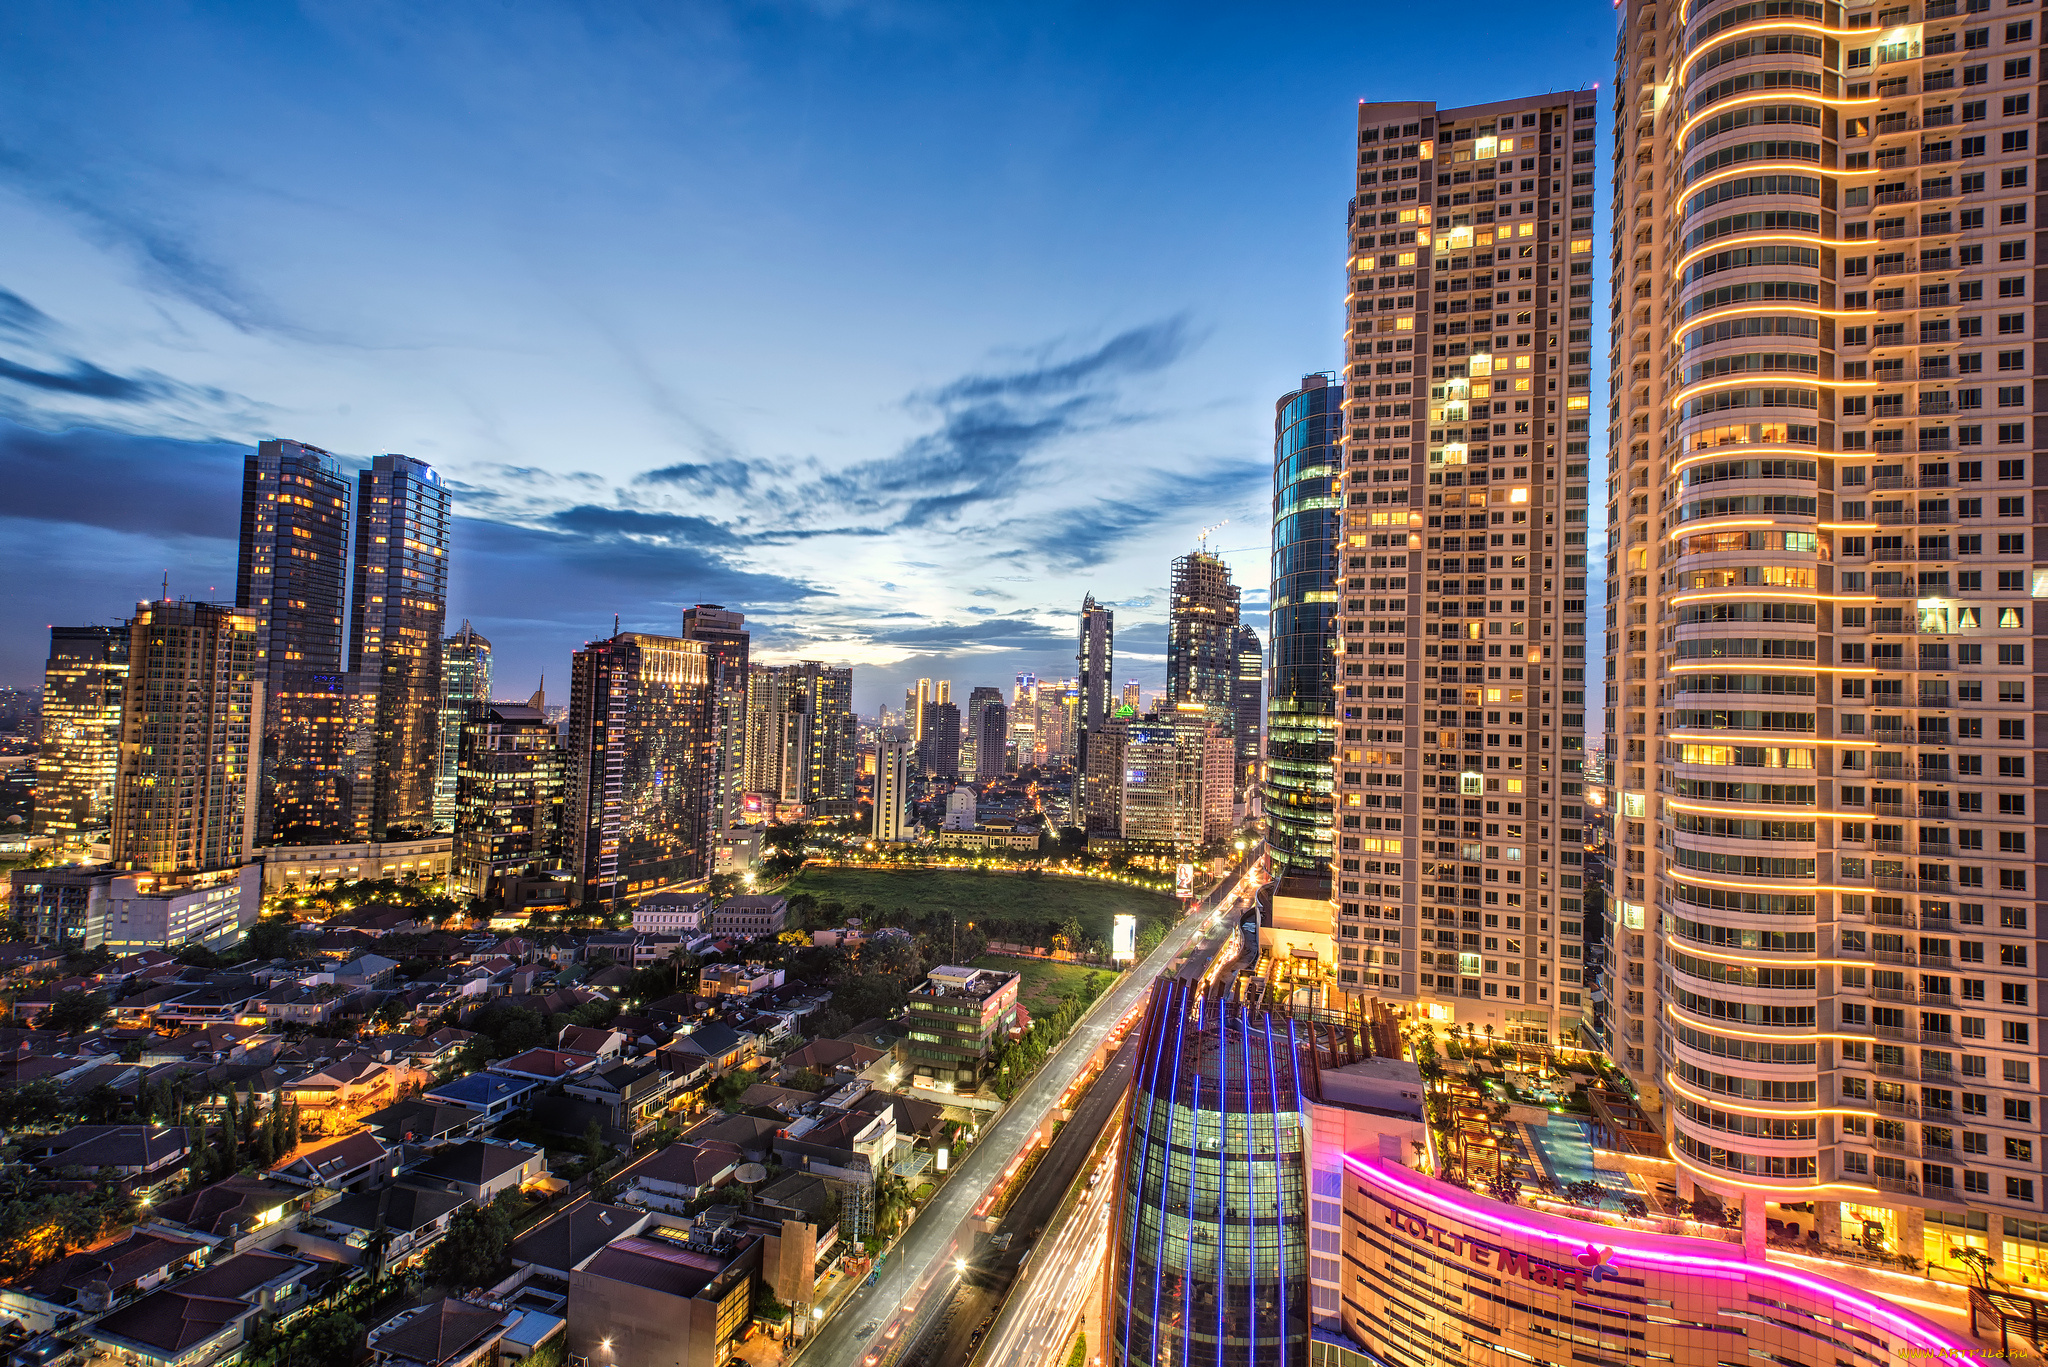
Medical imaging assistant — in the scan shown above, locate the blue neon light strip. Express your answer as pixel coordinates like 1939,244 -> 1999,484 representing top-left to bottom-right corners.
1119,982 -> 1170,1367
1148,979 -> 1188,1367
1264,1011 -> 1286,1367
1241,999 -> 1256,1367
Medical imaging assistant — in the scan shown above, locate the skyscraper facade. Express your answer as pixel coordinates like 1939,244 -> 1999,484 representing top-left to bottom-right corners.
743,662 -> 858,817
967,688 -> 1008,781
268,673 -> 372,845
1167,550 -> 1242,738
453,697 -> 566,903
1267,374 -> 1344,881
434,621 -> 492,830
1606,0 -> 2047,1259
1319,93 -> 1595,1036
1010,672 -> 1039,765
237,438 -> 352,844
567,633 -> 710,905
916,700 -> 961,782
682,604 -> 751,835
1232,622 -> 1263,787
1111,979 -> 1310,1367
1077,593 -> 1115,737
871,733 -> 913,842
349,454 -> 451,839
34,626 -> 129,842
110,599 -> 263,873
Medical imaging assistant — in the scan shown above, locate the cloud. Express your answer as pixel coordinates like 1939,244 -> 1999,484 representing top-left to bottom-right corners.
635,459 -> 756,496
0,143 -> 301,339
0,288 -> 53,341
0,419 -> 246,540
0,355 -> 160,401
921,317 -> 1193,406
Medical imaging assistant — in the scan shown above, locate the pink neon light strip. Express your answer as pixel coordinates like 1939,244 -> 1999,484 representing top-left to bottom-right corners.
1342,1154 -> 1976,1355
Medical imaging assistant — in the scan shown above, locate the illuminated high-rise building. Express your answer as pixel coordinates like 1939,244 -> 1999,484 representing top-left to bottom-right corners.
963,686 -> 1005,780
110,599 -> 263,873
1009,672 -> 1040,766
433,621 -> 492,830
1167,552 -> 1243,776
1267,374 -> 1343,881
1607,0 -> 2048,1257
1077,593 -> 1115,739
744,662 -> 858,816
1121,680 -> 1142,712
567,633 -> 710,904
349,454 -> 451,839
34,626 -> 128,843
682,604 -> 751,834
454,695 -> 566,904
872,732 -> 913,842
916,700 -> 961,782
1309,93 -> 1596,1039
237,438 -> 352,844
1232,622 -> 1263,788
269,673 -> 371,845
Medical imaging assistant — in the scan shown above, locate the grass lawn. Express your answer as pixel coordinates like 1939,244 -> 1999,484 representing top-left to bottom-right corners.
782,866 -> 1176,946
972,954 -> 1103,1014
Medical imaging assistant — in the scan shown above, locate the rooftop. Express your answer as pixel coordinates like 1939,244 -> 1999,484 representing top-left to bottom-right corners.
912,965 -> 1017,1001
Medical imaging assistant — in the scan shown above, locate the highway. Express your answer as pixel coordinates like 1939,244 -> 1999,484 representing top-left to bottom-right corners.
798,857 -> 1263,1367
965,910 -> 1246,1367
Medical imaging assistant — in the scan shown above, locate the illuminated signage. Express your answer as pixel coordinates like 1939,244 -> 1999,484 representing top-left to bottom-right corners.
1381,1205 -> 1612,1294
1175,864 -> 1194,899
1112,914 -> 1137,962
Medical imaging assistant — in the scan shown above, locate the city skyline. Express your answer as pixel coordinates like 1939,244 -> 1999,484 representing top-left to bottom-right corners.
0,2 -> 1609,710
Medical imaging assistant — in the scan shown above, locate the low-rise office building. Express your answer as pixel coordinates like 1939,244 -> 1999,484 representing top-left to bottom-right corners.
899,964 -> 1019,1088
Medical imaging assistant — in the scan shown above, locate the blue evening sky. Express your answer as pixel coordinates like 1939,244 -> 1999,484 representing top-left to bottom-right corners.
0,1 -> 1609,710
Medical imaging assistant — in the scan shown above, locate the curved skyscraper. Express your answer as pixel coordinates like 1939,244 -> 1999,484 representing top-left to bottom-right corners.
1266,374 -> 1343,881
1111,977 -> 1309,1367
1608,0 -> 2047,1268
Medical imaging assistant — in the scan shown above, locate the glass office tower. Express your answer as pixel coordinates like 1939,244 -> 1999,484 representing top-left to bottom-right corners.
1267,374 -> 1344,880
1111,977 -> 1309,1367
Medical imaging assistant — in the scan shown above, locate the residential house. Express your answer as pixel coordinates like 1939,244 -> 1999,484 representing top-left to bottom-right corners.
422,1071 -> 539,1122
83,1249 -> 327,1367
508,1201 -> 649,1278
334,953 -> 400,989
697,963 -> 783,999
329,905 -> 429,937
630,892 -> 708,936
317,1183 -> 468,1271
273,1129 -> 398,1192
27,1124 -> 189,1194
562,1057 -> 679,1140
555,1025 -> 625,1058
23,1230 -> 204,1312
144,1174 -> 311,1250
368,1296 -> 565,1367
361,1098 -> 483,1147
668,1022 -> 754,1075
617,1140 -> 745,1211
408,1139 -> 546,1205
286,1056 -> 420,1136
709,894 -> 787,939
775,1037 -> 884,1084
487,1048 -> 598,1086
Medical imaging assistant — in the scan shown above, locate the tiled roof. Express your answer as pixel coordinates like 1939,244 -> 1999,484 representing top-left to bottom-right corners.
26,1230 -> 202,1300
320,1182 -> 467,1234
280,1130 -> 390,1182
371,1297 -> 508,1367
509,1201 -> 643,1274
148,1174 -> 303,1237
411,1140 -> 538,1187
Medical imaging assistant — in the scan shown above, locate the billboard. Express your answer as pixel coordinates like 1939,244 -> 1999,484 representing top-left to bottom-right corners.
1112,913 -> 1137,962
1175,863 -> 1194,899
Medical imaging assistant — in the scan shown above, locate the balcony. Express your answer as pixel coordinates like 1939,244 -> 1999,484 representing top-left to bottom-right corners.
1919,396 -> 1953,415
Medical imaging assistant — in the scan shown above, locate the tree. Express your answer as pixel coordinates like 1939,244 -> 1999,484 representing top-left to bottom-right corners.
1952,1246 -> 1997,1293
860,928 -> 921,982
785,1068 -> 830,1094
808,1008 -> 853,1041
43,989 -> 110,1034
829,974 -> 904,1025
1052,916 -> 1085,954
580,1119 -> 609,1168
287,1310 -> 363,1367
427,1194 -> 518,1288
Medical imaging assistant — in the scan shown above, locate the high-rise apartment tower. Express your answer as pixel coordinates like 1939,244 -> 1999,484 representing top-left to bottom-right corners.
1606,0 -> 2046,1264
1166,550 -> 1242,733
349,454 -> 451,838
682,604 -> 751,834
34,626 -> 129,842
237,438 -> 352,844
1318,94 -> 1597,1042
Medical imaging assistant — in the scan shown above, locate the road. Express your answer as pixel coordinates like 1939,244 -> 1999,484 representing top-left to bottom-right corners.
800,858 -> 1262,1367
961,911 -> 1246,1367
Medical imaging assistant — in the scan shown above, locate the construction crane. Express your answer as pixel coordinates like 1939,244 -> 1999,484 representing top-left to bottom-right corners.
1196,519 -> 1230,553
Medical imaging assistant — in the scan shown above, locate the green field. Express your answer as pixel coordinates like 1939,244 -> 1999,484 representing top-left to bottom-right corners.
782,865 -> 1176,949
972,954 -> 1103,1014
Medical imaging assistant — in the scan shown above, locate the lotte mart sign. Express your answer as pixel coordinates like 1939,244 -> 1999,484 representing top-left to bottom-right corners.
1382,1205 -> 1615,1295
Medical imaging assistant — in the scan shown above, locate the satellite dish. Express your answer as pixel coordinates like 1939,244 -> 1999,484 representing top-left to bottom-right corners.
735,1163 -> 768,1186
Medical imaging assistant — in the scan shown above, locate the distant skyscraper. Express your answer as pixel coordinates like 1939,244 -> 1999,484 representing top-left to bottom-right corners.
111,599 -> 262,873
1119,709 -> 1232,851
237,438 -> 352,844
349,454 -> 451,839
454,694 -> 566,903
33,626 -> 128,842
917,700 -> 961,782
1120,680 -> 1141,713
1231,623 -> 1262,788
682,604 -> 750,834
434,621 -> 492,830
567,633 -> 711,905
746,662 -> 858,816
1078,594 -> 1114,735
965,687 -> 1006,781
1266,374 -> 1342,882
1081,716 -> 1126,835
1167,549 -> 1242,738
871,732 -> 913,842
